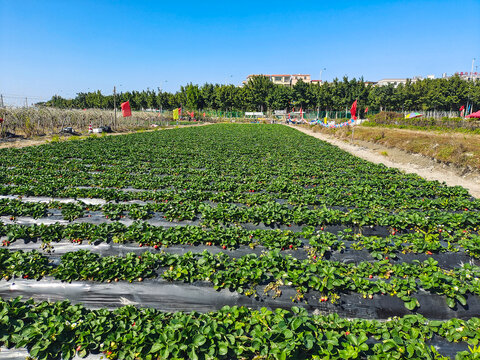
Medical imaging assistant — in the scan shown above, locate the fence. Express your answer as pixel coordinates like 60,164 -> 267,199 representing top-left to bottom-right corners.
201,110 -> 382,120
1,106 -> 478,138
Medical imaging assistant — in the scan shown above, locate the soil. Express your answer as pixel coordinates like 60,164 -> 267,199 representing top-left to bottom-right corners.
289,125 -> 480,199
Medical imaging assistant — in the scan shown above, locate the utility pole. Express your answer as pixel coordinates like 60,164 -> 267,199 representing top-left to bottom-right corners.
319,68 -> 326,84
25,97 -> 28,108
471,58 -> 475,79
113,86 -> 117,129
159,80 -> 168,126
0,94 -> 4,107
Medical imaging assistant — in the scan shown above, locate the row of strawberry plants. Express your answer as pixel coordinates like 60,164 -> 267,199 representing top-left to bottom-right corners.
3,198 -> 480,231
2,298 -> 480,360
2,248 -> 479,310
0,222 -> 302,250
2,221 -> 480,259
2,175 -> 478,211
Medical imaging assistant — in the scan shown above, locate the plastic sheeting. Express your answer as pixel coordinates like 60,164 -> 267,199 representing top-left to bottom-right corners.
0,212 -> 203,228
0,347 -> 104,360
0,195 -> 107,205
1,279 -> 479,320
5,238 -> 476,268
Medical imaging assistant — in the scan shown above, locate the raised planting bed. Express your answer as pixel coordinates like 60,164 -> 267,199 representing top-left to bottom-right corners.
0,298 -> 479,360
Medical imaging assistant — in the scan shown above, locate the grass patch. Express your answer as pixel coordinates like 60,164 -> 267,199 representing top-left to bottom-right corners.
437,146 -> 456,161
308,124 -> 480,170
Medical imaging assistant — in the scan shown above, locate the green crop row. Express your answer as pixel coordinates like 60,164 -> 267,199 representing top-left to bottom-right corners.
1,298 -> 480,360
2,198 -> 480,232
1,249 -> 480,310
2,221 -> 480,259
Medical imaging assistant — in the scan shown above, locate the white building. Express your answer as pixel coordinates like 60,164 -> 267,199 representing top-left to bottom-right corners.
376,78 -> 408,87
376,75 -> 436,87
244,74 -> 313,86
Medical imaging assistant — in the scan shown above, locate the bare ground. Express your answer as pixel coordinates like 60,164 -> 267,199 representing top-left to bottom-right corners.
289,125 -> 480,198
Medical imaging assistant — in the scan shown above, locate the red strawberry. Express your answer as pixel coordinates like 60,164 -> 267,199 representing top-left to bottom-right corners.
222,245 -> 227,250
289,244 -> 293,249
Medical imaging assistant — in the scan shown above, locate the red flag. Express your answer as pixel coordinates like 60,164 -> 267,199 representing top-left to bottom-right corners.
121,101 -> 132,117
178,108 -> 182,116
364,107 -> 368,113
190,111 -> 194,118
350,100 -> 357,120
203,112 -> 206,117
300,107 -> 303,119
459,105 -> 465,111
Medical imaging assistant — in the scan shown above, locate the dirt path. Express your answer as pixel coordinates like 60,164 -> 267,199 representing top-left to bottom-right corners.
289,125 -> 480,198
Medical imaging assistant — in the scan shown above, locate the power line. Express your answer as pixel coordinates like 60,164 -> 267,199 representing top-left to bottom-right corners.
0,94 -> 48,100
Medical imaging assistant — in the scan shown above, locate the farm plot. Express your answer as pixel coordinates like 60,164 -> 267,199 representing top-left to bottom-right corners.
0,124 -> 479,359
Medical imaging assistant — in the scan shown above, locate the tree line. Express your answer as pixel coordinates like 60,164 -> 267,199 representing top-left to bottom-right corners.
41,75 -> 480,113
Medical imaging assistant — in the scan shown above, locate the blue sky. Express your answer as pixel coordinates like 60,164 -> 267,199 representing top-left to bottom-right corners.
1,0 -> 479,105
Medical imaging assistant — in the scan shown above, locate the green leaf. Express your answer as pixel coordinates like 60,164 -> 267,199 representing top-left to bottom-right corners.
150,343 -> 164,353
193,334 -> 206,347
226,334 -> 235,345
359,343 -> 369,351
382,339 -> 397,352
218,342 -> 228,355
291,317 -> 303,331
429,320 -> 442,328
188,348 -> 198,360
446,297 -> 456,308
456,294 -> 467,306
404,299 -> 418,311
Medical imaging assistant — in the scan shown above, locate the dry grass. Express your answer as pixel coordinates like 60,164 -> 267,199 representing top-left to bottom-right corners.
0,107 -> 171,138
310,125 -> 480,169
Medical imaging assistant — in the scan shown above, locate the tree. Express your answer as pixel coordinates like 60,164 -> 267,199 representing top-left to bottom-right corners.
267,85 -> 292,110
244,75 -> 274,111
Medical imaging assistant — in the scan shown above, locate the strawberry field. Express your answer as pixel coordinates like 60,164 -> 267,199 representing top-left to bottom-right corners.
0,124 -> 480,359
